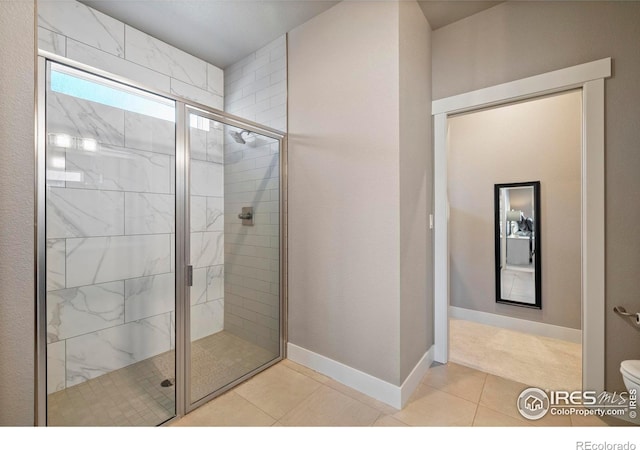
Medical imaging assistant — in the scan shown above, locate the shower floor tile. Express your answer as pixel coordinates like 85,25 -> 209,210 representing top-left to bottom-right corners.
47,331 -> 278,426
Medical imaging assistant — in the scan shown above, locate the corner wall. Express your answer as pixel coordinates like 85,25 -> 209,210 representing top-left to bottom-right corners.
288,1 -> 402,384
0,0 -> 35,426
432,1 -> 640,391
288,0 -> 433,391
398,0 -> 433,382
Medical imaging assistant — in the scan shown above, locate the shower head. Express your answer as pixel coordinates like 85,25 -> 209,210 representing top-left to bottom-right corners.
229,129 -> 250,144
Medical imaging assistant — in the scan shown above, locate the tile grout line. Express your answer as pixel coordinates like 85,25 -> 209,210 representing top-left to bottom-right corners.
232,369 -> 322,425
280,360 -> 396,418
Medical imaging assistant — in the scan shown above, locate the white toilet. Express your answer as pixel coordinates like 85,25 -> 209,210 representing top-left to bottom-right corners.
620,360 -> 640,393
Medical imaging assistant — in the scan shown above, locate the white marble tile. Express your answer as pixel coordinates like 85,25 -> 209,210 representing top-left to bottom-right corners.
190,268 -> 207,306
255,35 -> 286,59
190,232 -> 224,269
190,299 -> 223,341
47,281 -> 124,343
66,234 -> 171,287
191,196 -> 207,232
47,340 -> 66,394
191,160 -> 223,197
125,273 -> 175,322
223,150 -> 244,165
189,127 -> 207,161
47,188 -> 124,239
207,196 -> 224,231
207,265 -> 224,301
224,138 -> 247,157
47,239 -> 66,291
270,115 -> 287,133
47,92 -> 125,147
125,192 -> 175,235
66,312 -> 171,387
38,26 -> 65,56
46,147 -> 66,188
207,64 -> 224,96
66,39 -> 171,93
38,0 -> 124,57
124,111 -> 175,155
66,144 -> 171,194
125,25 -> 207,89
171,78 -> 223,109
207,127 -> 224,164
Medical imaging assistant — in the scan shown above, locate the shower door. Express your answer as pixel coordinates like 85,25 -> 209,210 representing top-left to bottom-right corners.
38,57 -> 286,426
185,109 -> 283,408
42,61 -> 177,426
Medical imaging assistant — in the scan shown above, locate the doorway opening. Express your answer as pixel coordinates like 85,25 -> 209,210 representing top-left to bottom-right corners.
432,58 -> 610,393
446,90 -> 582,391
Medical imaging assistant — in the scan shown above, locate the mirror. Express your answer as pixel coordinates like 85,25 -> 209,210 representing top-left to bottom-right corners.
494,181 -> 541,308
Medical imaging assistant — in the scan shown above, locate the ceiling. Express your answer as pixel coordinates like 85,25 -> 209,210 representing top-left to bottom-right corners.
81,1 -> 501,69
418,1 -> 503,30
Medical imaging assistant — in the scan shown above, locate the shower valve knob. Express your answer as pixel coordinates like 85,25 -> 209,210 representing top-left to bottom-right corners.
238,207 -> 254,225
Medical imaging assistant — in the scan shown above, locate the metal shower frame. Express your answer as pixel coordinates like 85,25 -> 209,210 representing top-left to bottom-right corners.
35,51 -> 288,426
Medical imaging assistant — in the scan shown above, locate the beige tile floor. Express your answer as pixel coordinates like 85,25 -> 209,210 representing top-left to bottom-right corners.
450,318 -> 582,391
171,359 -> 629,427
48,331 -> 276,426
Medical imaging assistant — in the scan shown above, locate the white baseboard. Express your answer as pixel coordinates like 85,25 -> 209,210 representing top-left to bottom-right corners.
400,346 -> 434,407
287,343 -> 434,409
450,306 -> 582,344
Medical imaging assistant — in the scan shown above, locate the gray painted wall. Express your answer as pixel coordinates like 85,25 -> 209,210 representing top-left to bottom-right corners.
288,1 -> 402,385
433,1 -> 640,391
0,0 -> 35,426
399,0 -> 433,381
448,91 -> 581,329
288,0 -> 433,386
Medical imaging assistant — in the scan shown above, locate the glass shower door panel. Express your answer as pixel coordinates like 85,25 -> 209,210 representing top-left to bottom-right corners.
45,62 -> 177,426
188,112 -> 281,404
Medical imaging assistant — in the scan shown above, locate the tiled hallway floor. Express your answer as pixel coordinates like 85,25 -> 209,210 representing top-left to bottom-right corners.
171,359 -> 626,427
450,319 -> 582,391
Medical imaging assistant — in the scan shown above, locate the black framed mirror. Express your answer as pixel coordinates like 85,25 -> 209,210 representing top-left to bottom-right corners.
494,181 -> 541,308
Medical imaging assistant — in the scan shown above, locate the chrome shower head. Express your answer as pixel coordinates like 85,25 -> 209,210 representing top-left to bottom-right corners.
229,130 -> 250,144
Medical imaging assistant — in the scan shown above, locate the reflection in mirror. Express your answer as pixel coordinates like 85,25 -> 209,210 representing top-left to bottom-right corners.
494,181 -> 541,308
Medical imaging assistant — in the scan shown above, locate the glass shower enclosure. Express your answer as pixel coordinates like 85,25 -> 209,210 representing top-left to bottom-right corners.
36,57 -> 286,426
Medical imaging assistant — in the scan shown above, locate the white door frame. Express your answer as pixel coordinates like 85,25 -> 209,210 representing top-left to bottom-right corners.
432,58 -> 611,392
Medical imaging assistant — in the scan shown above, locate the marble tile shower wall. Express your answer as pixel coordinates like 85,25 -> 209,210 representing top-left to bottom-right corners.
223,36 -> 287,354
38,0 -> 224,108
189,124 -> 225,342
45,92 -> 177,394
38,0 -> 225,393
